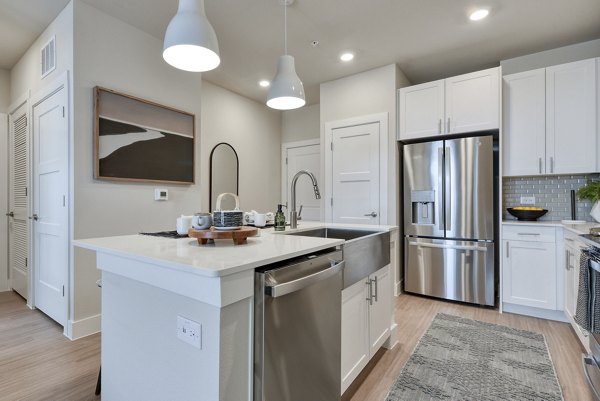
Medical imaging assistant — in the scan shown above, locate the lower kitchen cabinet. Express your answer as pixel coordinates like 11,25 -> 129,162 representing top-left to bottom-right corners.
341,264 -> 392,394
502,224 -> 565,320
564,230 -> 591,352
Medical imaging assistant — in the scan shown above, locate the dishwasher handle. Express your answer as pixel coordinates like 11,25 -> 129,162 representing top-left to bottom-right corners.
266,260 -> 344,298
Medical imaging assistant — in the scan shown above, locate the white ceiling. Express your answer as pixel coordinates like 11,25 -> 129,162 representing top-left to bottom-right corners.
2,0 -> 600,105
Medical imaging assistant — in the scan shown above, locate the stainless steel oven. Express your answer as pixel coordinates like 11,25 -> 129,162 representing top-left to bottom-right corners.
581,245 -> 600,400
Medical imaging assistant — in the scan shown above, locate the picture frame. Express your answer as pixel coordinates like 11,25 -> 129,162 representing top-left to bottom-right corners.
93,86 -> 195,184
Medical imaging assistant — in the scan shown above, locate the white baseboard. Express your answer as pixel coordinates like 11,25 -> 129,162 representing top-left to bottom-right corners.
502,303 -> 568,323
384,322 -> 399,350
394,279 -> 403,296
67,314 -> 101,340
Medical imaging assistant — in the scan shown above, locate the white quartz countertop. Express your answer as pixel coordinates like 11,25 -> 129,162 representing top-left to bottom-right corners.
502,219 -> 600,235
73,221 -> 397,278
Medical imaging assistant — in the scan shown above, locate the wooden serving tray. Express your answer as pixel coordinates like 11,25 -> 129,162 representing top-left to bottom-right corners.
188,226 -> 258,245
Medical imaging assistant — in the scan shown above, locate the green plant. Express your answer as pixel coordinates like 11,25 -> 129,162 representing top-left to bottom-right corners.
577,180 -> 600,203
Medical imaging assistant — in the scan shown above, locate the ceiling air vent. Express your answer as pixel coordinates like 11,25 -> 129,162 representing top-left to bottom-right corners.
41,36 -> 56,78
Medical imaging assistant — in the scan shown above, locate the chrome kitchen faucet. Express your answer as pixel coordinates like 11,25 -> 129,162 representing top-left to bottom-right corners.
290,170 -> 320,229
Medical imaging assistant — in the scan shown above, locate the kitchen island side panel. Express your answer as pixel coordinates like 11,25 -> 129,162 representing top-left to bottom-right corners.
101,271 -> 252,401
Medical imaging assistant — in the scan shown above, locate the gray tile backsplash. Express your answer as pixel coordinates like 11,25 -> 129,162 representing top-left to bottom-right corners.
503,174 -> 600,221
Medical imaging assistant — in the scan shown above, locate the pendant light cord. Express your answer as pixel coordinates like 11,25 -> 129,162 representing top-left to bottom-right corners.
284,2 -> 288,55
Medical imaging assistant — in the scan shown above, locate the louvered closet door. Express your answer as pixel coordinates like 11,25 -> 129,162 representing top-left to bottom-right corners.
8,102 -> 29,299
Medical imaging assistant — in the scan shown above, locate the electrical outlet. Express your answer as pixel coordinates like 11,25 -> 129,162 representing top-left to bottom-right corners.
520,196 -> 536,205
177,316 -> 201,349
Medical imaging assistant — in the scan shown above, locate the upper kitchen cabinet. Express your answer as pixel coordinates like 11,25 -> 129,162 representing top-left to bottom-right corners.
503,69 -> 546,176
398,80 -> 445,139
503,58 -> 598,176
398,67 -> 500,140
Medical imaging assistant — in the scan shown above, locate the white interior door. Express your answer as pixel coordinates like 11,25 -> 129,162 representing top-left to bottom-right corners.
8,101 -> 29,299
32,85 -> 68,326
285,143 -> 321,221
331,122 -> 380,225
0,113 -> 8,292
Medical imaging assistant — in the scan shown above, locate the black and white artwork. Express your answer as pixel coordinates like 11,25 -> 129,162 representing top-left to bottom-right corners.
94,87 -> 195,184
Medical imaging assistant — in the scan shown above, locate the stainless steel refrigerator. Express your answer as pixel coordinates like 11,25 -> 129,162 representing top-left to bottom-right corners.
403,135 -> 496,306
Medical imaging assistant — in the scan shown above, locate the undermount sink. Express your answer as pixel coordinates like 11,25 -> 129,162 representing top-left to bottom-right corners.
283,227 -> 380,242
283,227 -> 390,289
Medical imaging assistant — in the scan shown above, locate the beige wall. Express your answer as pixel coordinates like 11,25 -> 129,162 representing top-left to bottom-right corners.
10,2 -> 73,104
320,64 -> 409,225
200,81 -> 282,212
282,103 -> 319,143
71,1 -> 282,330
0,70 -> 9,112
501,38 -> 600,75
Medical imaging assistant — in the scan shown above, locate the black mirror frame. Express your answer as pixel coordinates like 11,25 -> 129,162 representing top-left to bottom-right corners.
209,142 -> 239,212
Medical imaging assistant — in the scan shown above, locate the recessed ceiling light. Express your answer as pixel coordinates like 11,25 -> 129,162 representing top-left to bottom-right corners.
469,9 -> 489,21
340,52 -> 355,62
259,80 -> 270,88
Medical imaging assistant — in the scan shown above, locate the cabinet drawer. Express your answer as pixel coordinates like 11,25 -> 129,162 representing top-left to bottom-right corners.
502,224 -> 556,242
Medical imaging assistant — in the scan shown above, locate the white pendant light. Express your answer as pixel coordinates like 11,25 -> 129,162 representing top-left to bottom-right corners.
163,0 -> 220,72
266,0 -> 305,110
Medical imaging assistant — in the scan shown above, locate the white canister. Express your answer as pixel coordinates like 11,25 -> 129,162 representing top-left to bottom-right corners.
176,215 -> 193,235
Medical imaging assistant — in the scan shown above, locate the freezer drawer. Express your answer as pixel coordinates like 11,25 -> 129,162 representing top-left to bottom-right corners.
404,238 -> 495,306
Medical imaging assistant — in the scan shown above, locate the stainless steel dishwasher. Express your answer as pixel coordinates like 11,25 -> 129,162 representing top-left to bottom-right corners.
254,248 -> 343,401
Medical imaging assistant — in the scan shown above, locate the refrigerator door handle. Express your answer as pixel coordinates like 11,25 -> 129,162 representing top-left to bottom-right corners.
408,240 -> 489,252
438,148 -> 444,231
444,147 -> 451,232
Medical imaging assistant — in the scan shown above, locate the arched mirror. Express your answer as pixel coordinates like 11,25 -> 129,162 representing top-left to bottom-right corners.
209,143 -> 239,211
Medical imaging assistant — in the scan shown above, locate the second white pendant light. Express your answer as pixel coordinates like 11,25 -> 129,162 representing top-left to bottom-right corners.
163,0 -> 220,72
266,0 -> 305,110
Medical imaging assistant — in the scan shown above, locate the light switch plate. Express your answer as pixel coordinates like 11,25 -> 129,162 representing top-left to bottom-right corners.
520,196 -> 536,205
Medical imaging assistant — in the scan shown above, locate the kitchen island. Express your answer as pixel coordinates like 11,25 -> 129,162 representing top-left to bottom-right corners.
73,222 -> 398,401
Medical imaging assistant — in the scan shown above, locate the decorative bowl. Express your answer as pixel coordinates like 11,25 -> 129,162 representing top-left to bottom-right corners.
507,207 -> 548,221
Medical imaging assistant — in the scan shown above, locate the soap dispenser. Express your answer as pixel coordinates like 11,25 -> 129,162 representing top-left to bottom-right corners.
274,204 -> 286,231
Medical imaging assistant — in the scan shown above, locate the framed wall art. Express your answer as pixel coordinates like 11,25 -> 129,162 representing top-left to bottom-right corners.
94,87 -> 195,184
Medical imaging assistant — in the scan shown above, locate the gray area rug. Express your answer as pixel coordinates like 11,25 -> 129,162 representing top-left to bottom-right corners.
386,313 -> 564,401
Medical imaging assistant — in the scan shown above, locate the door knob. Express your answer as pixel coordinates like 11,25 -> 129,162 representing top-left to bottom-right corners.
5,211 -> 14,217
364,211 -> 378,218
30,214 -> 39,221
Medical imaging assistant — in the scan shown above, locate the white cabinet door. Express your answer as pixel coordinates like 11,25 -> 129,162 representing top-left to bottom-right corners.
398,80 -> 445,140
368,265 -> 391,357
503,240 -> 557,310
546,58 -> 597,174
341,278 -> 369,394
502,69 -> 546,176
564,241 -> 577,320
445,67 -> 500,134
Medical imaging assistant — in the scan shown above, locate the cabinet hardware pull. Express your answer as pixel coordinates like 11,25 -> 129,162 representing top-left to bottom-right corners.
438,119 -> 442,134
371,276 -> 378,302
550,157 -> 554,173
506,244 -> 509,258
566,250 -> 570,270
366,279 -> 373,305
364,211 -> 378,217
447,117 -> 451,133
6,211 -> 14,217
539,158 -> 542,174
517,233 -> 540,236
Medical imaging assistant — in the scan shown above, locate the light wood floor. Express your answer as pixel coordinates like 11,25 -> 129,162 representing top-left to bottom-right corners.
0,290 -> 594,401
0,291 -> 100,401
344,293 -> 595,401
